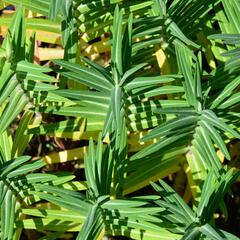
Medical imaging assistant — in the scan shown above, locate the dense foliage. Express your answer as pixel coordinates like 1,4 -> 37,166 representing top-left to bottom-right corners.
0,0 -> 240,239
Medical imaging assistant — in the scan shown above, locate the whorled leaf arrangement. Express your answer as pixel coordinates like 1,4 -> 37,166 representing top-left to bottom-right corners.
0,156 -> 59,240
0,6 -> 74,135
0,1 -> 240,240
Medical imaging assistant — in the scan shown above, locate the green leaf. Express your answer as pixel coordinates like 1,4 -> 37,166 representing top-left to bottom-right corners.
180,226 -> 201,240
112,6 -> 124,82
11,108 -> 34,150
218,92 -> 240,109
7,159 -> 45,179
208,34 -> 240,44
0,87 -> 28,134
211,76 -> 240,109
167,21 -> 199,49
1,190 -> 15,240
53,60 -> 112,93
111,85 -> 122,130
0,76 -> 18,106
219,230 -> 240,240
48,0 -> 63,20
199,121 -> 230,160
82,57 -> 113,85
175,40 -> 197,108
76,204 -> 104,240
125,75 -> 178,91
200,224 -> 224,240
0,156 -> 31,177
120,63 -> 147,86
84,138 -> 97,196
142,115 -> 198,141
35,185 -> 90,214
22,208 -> 85,222
152,180 -> 195,223
16,60 -> 52,73
132,132 -> 189,160
122,13 -> 133,73
202,110 -> 240,139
